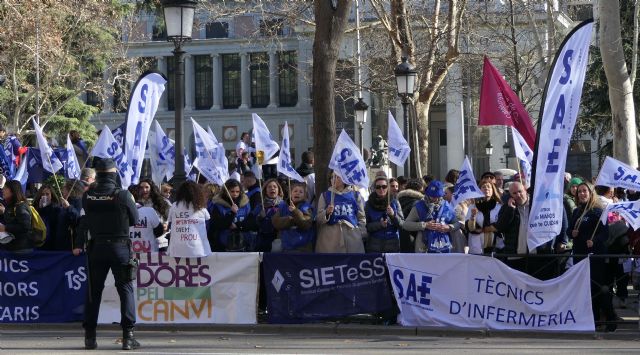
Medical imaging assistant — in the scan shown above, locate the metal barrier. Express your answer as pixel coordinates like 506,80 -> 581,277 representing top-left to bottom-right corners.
488,253 -> 639,331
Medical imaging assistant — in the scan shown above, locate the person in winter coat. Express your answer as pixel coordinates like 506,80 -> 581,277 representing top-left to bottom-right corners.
253,179 -> 283,252
465,179 -> 503,254
315,172 -> 366,253
272,182 -> 314,252
208,179 -> 257,251
0,180 -> 32,253
33,185 -> 65,251
567,181 -> 616,331
365,176 -> 404,253
404,180 -> 460,253
397,179 -> 424,252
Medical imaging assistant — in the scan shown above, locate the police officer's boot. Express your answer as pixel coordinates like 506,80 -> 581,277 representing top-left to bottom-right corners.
122,329 -> 140,350
84,329 -> 97,350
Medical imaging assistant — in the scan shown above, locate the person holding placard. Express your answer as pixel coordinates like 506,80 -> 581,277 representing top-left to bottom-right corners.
465,179 -> 503,255
167,181 -> 211,258
316,172 -> 366,253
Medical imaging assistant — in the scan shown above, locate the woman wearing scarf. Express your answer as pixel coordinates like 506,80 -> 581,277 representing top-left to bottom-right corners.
253,179 -> 283,252
404,180 -> 460,253
272,182 -> 315,253
365,176 -> 404,253
567,181 -> 616,331
465,179 -> 503,255
208,179 -> 257,252
316,172 -> 366,253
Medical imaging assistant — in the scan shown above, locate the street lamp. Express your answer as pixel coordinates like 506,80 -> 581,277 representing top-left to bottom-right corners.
354,97 -> 368,156
395,57 -> 417,177
502,141 -> 510,168
163,0 -> 196,189
485,141 -> 493,155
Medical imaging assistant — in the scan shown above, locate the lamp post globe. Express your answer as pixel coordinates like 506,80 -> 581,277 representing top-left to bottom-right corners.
163,0 -> 197,190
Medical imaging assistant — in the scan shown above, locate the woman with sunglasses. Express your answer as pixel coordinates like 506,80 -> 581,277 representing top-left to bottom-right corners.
364,176 -> 404,253
316,171 -> 366,253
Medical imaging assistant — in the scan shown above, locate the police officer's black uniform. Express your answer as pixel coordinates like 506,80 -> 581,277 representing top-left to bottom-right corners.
79,158 -> 139,350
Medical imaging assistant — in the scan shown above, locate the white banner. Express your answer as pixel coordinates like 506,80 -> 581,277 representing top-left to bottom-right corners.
32,118 -> 63,173
125,72 -> 166,185
595,156 -> 640,190
528,20 -> 594,250
277,122 -> 304,182
600,201 -> 640,230
90,125 -> 132,188
99,252 -> 259,324
252,113 -> 279,162
451,156 -> 484,207
387,111 -> 410,167
65,134 -> 81,180
154,120 -> 176,181
386,254 -> 594,331
511,127 -> 533,187
329,129 -> 370,189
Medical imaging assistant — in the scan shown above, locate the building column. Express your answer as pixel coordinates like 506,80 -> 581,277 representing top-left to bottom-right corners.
102,69 -> 113,113
445,62 -> 465,171
210,53 -> 222,110
156,56 -> 168,111
296,41 -> 311,108
184,54 -> 195,110
268,50 -> 278,108
240,52 -> 250,109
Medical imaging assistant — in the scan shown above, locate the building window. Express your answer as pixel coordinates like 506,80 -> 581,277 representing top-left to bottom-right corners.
152,24 -> 166,41
278,51 -> 297,107
166,56 -> 184,111
259,19 -> 284,36
206,22 -> 229,38
194,55 -> 212,109
112,78 -> 130,113
250,52 -> 269,108
85,90 -> 100,108
222,53 -> 241,109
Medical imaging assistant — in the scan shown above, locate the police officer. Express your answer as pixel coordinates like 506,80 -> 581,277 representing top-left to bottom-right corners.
79,158 -> 139,350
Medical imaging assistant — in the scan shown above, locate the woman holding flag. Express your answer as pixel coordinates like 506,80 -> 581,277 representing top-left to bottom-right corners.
465,179 -> 503,255
208,179 -> 257,252
315,172 -> 366,253
253,178 -> 283,252
364,176 -> 404,253
272,182 -> 315,253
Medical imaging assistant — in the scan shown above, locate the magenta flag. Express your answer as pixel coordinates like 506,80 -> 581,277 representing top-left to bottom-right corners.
478,57 -> 536,149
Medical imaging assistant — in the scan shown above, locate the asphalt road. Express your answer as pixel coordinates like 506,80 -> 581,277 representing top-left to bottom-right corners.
1,327 -> 640,355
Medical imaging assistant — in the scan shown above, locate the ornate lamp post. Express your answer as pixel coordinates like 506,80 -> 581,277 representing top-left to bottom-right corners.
354,97 -> 369,157
163,0 -> 196,189
395,57 -> 417,177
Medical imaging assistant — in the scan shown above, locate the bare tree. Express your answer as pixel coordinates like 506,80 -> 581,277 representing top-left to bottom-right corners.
599,0 -> 638,166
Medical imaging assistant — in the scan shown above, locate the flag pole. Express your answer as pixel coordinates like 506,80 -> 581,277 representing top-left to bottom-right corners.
288,177 -> 292,204
44,153 -> 64,200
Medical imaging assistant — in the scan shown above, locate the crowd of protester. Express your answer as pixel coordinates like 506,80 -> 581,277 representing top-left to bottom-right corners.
0,128 -> 639,331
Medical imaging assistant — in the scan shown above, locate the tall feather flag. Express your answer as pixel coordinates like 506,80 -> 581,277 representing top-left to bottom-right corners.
32,118 -> 63,173
528,19 -> 594,250
478,57 -> 536,149
125,72 -> 166,185
329,130 -> 370,189
278,122 -> 304,182
387,111 -> 411,166
252,113 -> 279,163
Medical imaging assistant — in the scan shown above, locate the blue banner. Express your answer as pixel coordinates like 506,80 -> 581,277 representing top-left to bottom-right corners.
0,251 -> 87,323
263,253 -> 394,323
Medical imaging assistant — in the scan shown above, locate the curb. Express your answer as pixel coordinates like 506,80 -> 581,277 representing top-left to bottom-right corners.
2,323 -> 639,340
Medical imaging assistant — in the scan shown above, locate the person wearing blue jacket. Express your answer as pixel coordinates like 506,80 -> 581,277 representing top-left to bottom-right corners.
253,178 -> 283,252
272,182 -> 314,252
365,176 -> 404,253
208,179 -> 257,252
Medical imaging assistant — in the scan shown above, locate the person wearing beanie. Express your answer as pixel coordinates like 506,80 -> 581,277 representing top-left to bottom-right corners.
75,158 -> 141,350
403,180 -> 460,253
564,176 -> 583,219
364,176 -> 404,253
